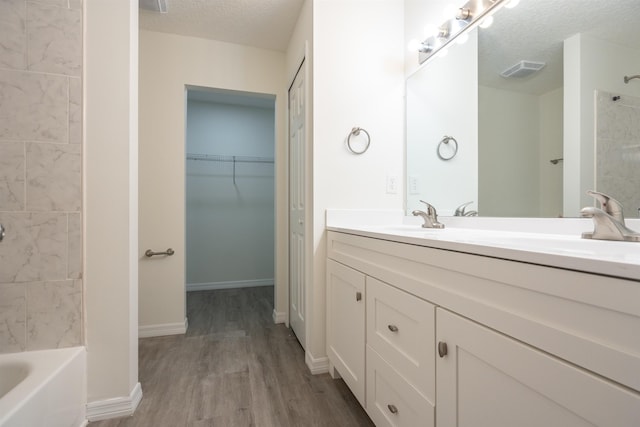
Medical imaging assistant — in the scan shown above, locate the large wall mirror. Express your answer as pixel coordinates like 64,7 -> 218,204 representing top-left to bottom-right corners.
406,0 -> 640,218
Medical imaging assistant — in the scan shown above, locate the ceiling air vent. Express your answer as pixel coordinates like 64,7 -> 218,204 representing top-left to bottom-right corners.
139,0 -> 168,13
500,60 -> 546,78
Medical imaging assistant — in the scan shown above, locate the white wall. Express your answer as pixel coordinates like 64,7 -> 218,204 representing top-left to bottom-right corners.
539,88 -> 563,217
564,34 -> 640,216
85,0 -> 139,407
138,31 -> 287,332
309,0 -> 405,365
185,100 -> 275,288
406,30 -> 478,216
478,86 -> 540,217
478,85 -> 563,217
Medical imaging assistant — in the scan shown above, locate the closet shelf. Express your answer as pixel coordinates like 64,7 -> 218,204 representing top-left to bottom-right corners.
186,153 -> 274,185
186,153 -> 274,164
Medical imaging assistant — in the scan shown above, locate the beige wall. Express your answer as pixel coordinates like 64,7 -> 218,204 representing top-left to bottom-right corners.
0,0 -> 83,353
309,0 -> 405,365
85,0 -> 139,404
138,31 -> 288,332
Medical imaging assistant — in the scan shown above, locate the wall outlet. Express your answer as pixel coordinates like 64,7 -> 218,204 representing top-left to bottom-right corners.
409,175 -> 419,194
386,175 -> 398,194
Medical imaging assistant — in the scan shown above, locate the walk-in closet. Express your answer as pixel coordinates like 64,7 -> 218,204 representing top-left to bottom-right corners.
185,88 -> 276,292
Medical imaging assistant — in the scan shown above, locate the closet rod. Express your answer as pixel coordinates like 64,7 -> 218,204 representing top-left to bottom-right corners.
186,153 -> 274,185
186,153 -> 274,164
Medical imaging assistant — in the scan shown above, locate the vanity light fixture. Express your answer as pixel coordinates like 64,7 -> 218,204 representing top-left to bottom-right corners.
415,0 -> 509,65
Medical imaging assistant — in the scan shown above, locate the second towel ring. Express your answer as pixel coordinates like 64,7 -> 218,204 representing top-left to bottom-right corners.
437,135 -> 458,161
347,127 -> 371,154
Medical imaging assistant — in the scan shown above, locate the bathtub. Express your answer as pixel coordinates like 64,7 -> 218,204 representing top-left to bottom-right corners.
0,347 -> 86,427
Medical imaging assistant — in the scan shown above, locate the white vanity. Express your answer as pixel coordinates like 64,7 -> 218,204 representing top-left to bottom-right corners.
325,213 -> 640,427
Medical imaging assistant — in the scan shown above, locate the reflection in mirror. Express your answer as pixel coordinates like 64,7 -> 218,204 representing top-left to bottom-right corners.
406,0 -> 640,218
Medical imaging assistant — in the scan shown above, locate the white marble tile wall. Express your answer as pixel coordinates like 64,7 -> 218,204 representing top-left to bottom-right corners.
596,91 -> 640,218
0,0 -> 83,353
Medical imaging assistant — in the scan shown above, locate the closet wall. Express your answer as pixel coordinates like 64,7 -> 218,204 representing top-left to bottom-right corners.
186,95 -> 275,290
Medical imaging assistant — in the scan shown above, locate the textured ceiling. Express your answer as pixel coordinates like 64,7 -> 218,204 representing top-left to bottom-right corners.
479,0 -> 640,95
139,0 -> 305,52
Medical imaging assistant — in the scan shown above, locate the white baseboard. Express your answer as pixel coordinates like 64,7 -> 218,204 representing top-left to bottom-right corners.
186,278 -> 274,292
272,309 -> 287,324
86,382 -> 143,421
305,351 -> 329,375
138,317 -> 188,338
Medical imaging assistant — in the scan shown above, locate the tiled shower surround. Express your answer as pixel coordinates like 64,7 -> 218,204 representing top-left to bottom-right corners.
0,0 -> 83,353
596,91 -> 640,218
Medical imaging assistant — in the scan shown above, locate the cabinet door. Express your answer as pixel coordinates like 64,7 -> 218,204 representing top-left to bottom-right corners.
436,308 -> 640,427
327,259 -> 366,406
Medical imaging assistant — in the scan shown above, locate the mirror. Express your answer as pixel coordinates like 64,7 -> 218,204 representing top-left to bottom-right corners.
406,0 -> 640,217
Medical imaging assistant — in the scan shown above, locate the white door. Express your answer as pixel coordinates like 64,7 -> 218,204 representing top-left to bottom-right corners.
436,308 -> 640,427
289,61 -> 306,347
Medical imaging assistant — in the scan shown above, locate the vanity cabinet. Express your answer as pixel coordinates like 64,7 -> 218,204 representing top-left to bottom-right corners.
326,259 -> 366,406
436,308 -> 640,427
326,230 -> 640,427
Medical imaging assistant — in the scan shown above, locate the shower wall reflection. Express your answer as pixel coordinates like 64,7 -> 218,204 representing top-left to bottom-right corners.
596,91 -> 640,218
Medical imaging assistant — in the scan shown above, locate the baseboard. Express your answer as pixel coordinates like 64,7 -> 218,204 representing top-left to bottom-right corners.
272,309 -> 287,324
86,382 -> 143,421
186,278 -> 274,292
138,317 -> 188,338
305,351 -> 329,375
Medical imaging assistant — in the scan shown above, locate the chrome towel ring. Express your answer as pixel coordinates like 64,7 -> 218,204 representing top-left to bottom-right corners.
437,135 -> 458,161
347,127 -> 371,154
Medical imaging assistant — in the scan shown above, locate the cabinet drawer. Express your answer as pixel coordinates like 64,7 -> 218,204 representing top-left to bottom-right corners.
366,346 -> 434,427
366,276 -> 435,403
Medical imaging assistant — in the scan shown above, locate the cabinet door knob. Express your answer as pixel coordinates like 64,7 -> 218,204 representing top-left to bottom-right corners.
387,404 -> 398,414
356,291 -> 362,301
438,341 -> 448,358
387,324 -> 399,332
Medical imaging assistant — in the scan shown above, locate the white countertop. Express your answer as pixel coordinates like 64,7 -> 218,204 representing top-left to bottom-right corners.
326,210 -> 640,281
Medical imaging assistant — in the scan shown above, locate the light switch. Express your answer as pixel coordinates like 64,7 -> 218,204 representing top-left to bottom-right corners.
386,175 -> 398,194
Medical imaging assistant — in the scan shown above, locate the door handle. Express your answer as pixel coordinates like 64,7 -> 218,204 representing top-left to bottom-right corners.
145,248 -> 175,257
0,224 -> 4,242
438,341 -> 448,358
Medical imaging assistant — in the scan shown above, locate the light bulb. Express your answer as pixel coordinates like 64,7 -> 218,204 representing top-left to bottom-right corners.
407,39 -> 421,52
479,15 -> 494,29
442,3 -> 457,20
423,24 -> 437,39
505,0 -> 520,8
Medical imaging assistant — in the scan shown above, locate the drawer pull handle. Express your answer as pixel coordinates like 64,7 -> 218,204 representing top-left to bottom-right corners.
387,404 -> 399,414
356,291 -> 362,302
438,341 -> 448,358
387,324 -> 399,333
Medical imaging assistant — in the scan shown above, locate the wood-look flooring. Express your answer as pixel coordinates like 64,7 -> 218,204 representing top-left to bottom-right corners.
90,287 -> 374,427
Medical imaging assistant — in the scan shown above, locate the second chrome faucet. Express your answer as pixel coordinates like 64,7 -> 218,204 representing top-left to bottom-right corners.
412,200 -> 445,229
581,190 -> 640,242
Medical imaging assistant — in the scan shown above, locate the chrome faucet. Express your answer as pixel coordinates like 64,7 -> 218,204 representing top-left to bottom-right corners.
412,200 -> 445,229
581,190 -> 640,242
454,201 -> 478,217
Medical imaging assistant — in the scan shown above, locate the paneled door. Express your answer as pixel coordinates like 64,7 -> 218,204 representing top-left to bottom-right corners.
289,60 -> 306,348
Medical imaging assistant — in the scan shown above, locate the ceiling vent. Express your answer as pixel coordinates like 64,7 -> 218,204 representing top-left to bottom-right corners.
139,0 -> 168,13
500,60 -> 546,78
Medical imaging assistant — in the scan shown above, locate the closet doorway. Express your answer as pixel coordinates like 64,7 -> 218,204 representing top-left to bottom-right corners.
185,88 -> 276,298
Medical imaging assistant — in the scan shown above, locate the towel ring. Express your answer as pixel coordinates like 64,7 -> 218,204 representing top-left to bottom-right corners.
347,127 -> 370,155
437,135 -> 458,161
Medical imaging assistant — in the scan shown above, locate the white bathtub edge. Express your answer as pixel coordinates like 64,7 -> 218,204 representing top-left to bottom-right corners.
86,382 -> 142,422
